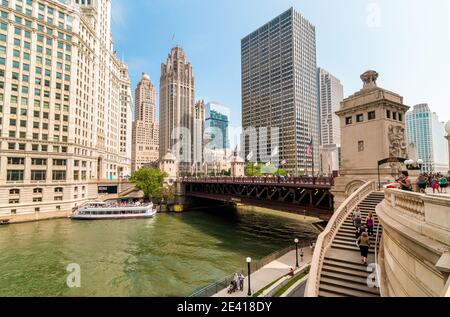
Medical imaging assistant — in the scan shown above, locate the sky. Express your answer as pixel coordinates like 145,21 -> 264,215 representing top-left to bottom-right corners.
111,0 -> 450,129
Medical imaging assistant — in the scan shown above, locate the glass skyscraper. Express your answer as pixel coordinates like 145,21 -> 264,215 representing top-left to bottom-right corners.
406,104 -> 449,173
241,7 -> 318,174
205,102 -> 230,150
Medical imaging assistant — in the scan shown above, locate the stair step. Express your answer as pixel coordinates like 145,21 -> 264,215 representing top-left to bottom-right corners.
324,257 -> 371,270
331,244 -> 376,254
322,265 -> 370,279
334,236 -> 380,244
318,290 -> 346,297
323,260 -> 370,275
321,271 -> 371,287
319,279 -> 380,297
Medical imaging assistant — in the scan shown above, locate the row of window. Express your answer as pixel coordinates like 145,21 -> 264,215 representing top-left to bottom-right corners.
7,157 -> 66,165
345,110 -> 403,125
9,187 -> 64,195
6,169 -> 66,181
6,142 -> 68,152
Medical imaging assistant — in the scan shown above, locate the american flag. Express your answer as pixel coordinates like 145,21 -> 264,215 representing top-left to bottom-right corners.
306,139 -> 314,157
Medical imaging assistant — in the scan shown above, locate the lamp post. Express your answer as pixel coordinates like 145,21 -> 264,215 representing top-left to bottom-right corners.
294,238 -> 299,268
405,159 -> 424,171
246,257 -> 252,296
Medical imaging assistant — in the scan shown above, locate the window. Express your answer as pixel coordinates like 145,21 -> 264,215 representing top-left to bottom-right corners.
31,170 -> 46,181
393,112 -> 398,120
32,158 -> 47,165
345,117 -> 352,125
398,113 -> 403,122
52,171 -> 66,181
9,189 -> 20,195
33,188 -> 43,194
53,159 -> 66,166
368,111 -> 376,120
358,141 -> 365,152
54,187 -> 64,193
7,157 -> 25,165
7,170 -> 24,182
9,199 -> 20,205
356,114 -> 364,123
54,196 -> 63,201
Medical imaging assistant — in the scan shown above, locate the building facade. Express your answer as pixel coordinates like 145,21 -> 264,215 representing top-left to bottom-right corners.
241,7 -> 319,175
160,46 -> 201,174
205,101 -> 230,151
317,68 -> 344,175
131,73 -> 159,172
0,0 -> 132,218
406,104 -> 449,173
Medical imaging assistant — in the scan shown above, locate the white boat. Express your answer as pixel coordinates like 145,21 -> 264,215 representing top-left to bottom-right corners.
70,202 -> 157,220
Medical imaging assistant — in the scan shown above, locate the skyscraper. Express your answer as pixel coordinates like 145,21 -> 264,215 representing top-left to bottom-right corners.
0,0 -> 132,217
317,68 -> 344,174
241,7 -> 318,174
131,73 -> 159,171
406,104 -> 449,173
205,102 -> 230,151
160,47 -> 201,173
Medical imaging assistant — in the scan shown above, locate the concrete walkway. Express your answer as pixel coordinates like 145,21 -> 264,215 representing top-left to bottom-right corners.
213,247 -> 313,297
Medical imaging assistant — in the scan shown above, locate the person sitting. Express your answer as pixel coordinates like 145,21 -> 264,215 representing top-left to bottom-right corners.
288,268 -> 295,278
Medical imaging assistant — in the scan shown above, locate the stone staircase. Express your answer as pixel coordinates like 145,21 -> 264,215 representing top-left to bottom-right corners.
318,191 -> 385,297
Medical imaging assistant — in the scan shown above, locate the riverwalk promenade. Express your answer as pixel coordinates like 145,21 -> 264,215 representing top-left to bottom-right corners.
213,247 -> 313,297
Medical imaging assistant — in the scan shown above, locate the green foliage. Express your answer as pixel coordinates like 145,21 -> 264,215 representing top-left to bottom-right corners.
130,168 -> 168,200
154,185 -> 175,203
245,163 -> 287,177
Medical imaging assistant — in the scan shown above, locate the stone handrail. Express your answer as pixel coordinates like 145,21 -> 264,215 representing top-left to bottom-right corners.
305,180 -> 377,297
382,188 -> 450,244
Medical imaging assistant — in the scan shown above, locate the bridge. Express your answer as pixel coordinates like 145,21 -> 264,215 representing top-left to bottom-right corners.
181,176 -> 335,221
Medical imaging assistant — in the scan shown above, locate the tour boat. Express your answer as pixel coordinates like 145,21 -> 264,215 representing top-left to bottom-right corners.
70,202 -> 157,220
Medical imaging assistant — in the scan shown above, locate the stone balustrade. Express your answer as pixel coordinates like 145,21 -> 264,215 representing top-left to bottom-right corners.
305,180 -> 377,297
377,188 -> 450,297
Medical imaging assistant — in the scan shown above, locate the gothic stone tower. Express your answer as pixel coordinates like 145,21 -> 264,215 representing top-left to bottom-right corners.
332,71 -> 410,208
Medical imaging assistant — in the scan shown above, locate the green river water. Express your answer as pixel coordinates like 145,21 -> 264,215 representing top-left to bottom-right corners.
0,207 -> 317,297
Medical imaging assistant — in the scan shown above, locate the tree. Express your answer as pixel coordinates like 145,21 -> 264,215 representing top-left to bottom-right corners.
154,185 -> 175,211
130,168 -> 168,201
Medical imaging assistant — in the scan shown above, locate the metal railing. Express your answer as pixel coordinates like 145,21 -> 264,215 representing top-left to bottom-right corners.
182,176 -> 334,187
189,241 -> 312,297
304,180 -> 377,297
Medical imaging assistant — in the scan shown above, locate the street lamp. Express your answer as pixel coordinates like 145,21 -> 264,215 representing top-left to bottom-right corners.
405,159 -> 423,171
294,238 -> 299,268
246,257 -> 252,296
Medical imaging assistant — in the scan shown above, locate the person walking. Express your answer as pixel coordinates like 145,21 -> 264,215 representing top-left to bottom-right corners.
357,231 -> 371,266
352,207 -> 362,227
439,175 -> 448,194
366,212 -> 374,237
354,215 -> 362,229
299,248 -> 304,263
417,174 -> 427,194
431,177 -> 440,194
238,272 -> 245,291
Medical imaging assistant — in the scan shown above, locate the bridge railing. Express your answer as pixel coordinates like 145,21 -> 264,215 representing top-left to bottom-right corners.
304,180 -> 377,297
182,176 -> 334,187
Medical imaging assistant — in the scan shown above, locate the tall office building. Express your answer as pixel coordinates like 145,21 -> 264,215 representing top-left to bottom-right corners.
205,102 -> 230,150
406,104 -> 449,173
0,0 -> 132,217
160,46 -> 201,173
131,73 -> 159,171
241,7 -> 318,174
317,68 -> 344,175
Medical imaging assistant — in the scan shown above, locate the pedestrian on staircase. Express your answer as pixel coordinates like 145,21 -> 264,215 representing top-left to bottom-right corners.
354,214 -> 362,229
366,212 -> 374,237
357,231 -> 371,266
352,207 -> 362,226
